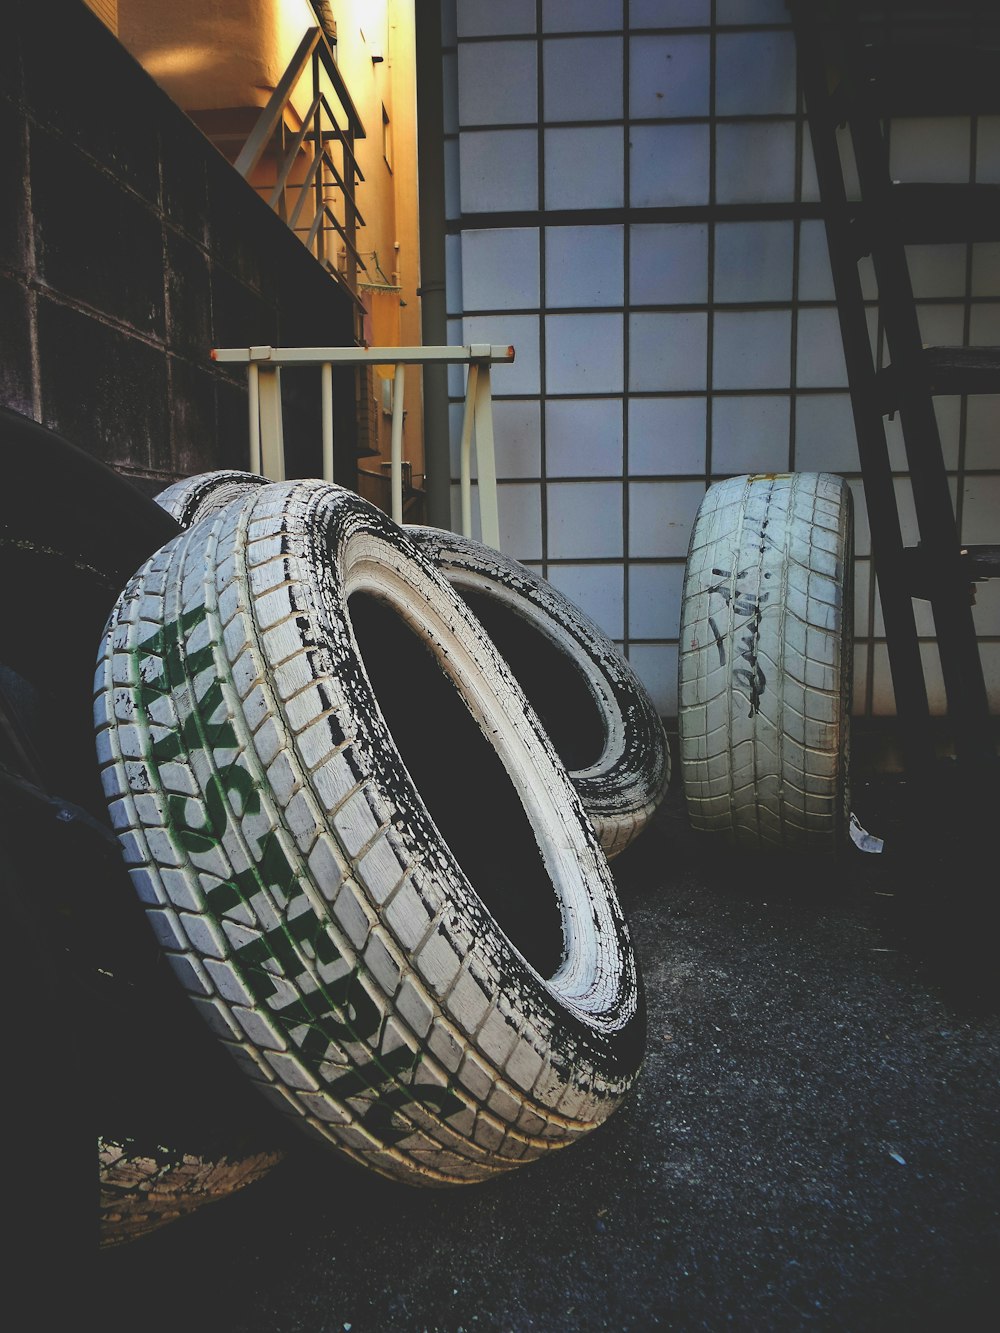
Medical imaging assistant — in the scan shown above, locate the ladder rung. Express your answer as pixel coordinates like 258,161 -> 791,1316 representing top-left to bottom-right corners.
877,346 -> 1000,412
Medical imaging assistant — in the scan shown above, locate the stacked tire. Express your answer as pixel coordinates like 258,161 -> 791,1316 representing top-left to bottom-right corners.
95,478 -> 654,1190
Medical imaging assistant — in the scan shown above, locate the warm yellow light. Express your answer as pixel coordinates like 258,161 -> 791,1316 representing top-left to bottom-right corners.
141,44 -> 216,78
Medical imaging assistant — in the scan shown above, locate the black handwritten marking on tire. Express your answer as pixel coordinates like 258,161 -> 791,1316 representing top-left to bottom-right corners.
95,481 -> 644,1186
157,475 -> 670,859
677,472 -> 854,852
406,526 -> 671,858
99,1135 -> 285,1248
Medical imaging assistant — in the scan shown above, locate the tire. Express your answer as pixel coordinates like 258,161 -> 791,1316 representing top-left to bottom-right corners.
677,472 -> 853,852
100,1134 -> 284,1248
95,480 -> 644,1187
407,526 -> 671,858
157,474 -> 670,857
155,469 -> 270,528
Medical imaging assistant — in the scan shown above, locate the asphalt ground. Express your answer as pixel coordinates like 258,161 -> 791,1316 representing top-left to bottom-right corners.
92,761 -> 1000,1333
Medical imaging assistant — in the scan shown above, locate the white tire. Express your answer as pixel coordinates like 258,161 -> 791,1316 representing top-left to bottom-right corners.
155,469 -> 270,528
677,472 -> 853,852
95,481 -> 644,1187
406,527 -> 670,858
156,475 -> 670,858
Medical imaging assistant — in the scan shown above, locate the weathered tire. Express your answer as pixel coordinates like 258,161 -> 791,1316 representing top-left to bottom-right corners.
99,1134 -> 285,1248
407,526 -> 671,858
156,473 -> 670,858
95,480 -> 644,1187
155,469 -> 270,528
677,472 -> 853,852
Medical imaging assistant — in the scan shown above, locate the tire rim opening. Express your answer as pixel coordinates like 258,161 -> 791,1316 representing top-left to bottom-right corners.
457,589 -> 606,773
347,592 -> 566,981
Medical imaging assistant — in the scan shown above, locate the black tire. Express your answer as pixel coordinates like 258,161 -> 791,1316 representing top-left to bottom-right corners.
407,526 -> 671,858
95,480 -> 644,1186
677,472 -> 854,852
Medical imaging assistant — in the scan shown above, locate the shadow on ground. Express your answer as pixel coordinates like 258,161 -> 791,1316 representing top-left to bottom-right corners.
95,768 -> 1000,1332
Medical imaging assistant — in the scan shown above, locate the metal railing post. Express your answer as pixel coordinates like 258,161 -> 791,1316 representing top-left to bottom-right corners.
390,363 -> 406,523
321,362 -> 334,482
459,363 -> 478,540
248,362 -> 261,475
473,362 -> 499,550
212,344 -> 514,546
257,367 -> 285,481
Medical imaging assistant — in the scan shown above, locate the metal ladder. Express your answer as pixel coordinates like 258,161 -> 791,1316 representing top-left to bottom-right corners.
790,0 -> 1000,773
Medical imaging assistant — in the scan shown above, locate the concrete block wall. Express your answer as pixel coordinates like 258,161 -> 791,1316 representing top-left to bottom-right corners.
0,0 -> 357,495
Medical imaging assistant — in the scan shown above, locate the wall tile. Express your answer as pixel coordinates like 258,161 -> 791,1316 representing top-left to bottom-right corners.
544,126 -> 625,208
971,242 -> 1000,297
630,124 -> 711,207
545,225 -> 625,308
630,223 -> 709,305
632,0 -> 710,26
629,35 -> 710,119
628,479 -> 706,557
461,228 -> 540,310
457,0 -> 537,37
890,118 -> 971,183
629,562 -> 685,639
628,396 -> 707,475
715,31 -> 796,115
714,221 -> 794,303
715,0 -> 788,23
908,244 -> 968,299
548,481 -> 624,557
795,307 -> 848,388
629,311 -> 708,392
544,37 -> 623,121
458,41 -> 537,126
547,563 -> 625,639
459,130 -> 539,213
713,310 -> 792,389
976,116 -> 1000,182
715,122 -> 796,203
962,474 -> 1000,545
627,644 -> 678,716
546,398 -> 623,476
492,399 -> 543,478
712,395 -> 790,474
543,0 -> 623,33
545,313 -> 624,393
793,393 -> 859,472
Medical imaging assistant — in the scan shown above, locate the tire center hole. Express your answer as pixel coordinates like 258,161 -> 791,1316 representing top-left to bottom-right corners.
457,590 -> 606,773
348,592 -> 566,981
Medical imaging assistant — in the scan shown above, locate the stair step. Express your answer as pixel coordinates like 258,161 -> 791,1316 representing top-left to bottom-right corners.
877,346 -> 1000,412
853,184 -> 1000,251
859,41 -> 1000,117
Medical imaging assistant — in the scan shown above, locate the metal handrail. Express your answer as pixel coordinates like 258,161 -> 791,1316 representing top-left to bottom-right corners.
211,344 -> 516,549
232,26 -> 367,301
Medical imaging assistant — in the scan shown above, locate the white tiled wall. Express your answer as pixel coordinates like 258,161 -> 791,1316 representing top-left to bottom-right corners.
440,0 -> 1000,721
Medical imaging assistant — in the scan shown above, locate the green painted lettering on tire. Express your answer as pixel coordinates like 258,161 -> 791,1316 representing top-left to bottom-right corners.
96,480 -> 644,1186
